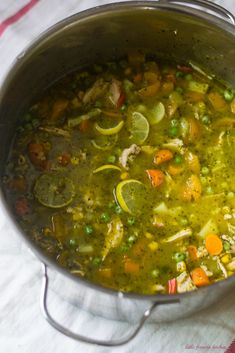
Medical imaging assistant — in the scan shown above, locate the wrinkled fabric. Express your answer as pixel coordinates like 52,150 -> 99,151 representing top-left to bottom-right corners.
0,1 -> 235,353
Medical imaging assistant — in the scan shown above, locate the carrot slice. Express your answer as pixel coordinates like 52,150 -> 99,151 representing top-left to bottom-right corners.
146,169 -> 165,187
205,233 -> 223,255
154,149 -> 174,165
187,245 -> 198,261
191,267 -> 209,287
124,260 -> 140,273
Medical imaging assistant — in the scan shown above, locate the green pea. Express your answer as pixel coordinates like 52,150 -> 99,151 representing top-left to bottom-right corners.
95,100 -> 102,108
206,186 -> 214,195
120,103 -> 128,112
176,71 -> 184,78
201,166 -> 209,175
84,225 -> 93,235
224,90 -> 234,102
119,244 -> 130,253
201,115 -> 210,125
151,269 -> 160,278
174,155 -> 183,164
93,257 -> 102,266
179,217 -> 188,226
108,201 -> 115,209
127,217 -> 135,226
168,126 -> 178,137
107,155 -> 116,163
176,87 -> 183,94
223,241 -> 231,251
127,235 -> 136,245
69,238 -> 78,248
100,212 -> 110,223
185,73 -> 193,81
31,118 -> 39,127
174,252 -> 186,262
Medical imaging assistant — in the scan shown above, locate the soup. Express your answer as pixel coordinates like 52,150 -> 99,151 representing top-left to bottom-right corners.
3,53 -> 235,294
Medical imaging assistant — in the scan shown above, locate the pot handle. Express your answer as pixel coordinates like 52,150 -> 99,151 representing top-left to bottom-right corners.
40,264 -> 178,346
163,0 -> 235,25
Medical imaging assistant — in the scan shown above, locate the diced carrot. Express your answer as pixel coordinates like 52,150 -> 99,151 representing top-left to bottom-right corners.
58,153 -> 71,166
128,52 -> 145,67
182,174 -> 202,201
138,81 -> 161,97
79,119 -> 90,132
191,267 -> 209,287
168,164 -> 184,176
154,149 -> 174,165
28,143 -> 48,169
146,169 -> 165,187
98,268 -> 112,278
50,98 -> 69,120
187,245 -> 198,261
185,91 -> 205,103
205,233 -> 223,255
124,260 -> 140,273
15,197 -> 30,216
177,64 -> 193,73
231,98 -> 235,114
208,92 -> 226,111
133,73 -> 143,83
168,278 -> 177,294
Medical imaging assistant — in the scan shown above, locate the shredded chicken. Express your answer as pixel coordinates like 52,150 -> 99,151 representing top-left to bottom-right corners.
109,79 -> 122,106
176,271 -> 196,293
119,144 -> 141,169
83,79 -> 108,104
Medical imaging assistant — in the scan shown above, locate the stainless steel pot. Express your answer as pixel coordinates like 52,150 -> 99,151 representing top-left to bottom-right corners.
0,0 -> 235,347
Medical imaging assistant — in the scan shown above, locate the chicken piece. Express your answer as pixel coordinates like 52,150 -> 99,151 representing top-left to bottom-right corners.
176,271 -> 196,293
119,144 -> 141,169
83,79 -> 108,104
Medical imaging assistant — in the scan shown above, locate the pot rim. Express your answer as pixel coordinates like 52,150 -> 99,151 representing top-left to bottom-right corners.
1,0 -> 235,303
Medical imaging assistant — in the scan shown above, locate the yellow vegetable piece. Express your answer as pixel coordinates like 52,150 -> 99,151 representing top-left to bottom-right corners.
95,120 -> 124,135
93,164 -> 121,174
116,179 -> 146,214
221,254 -> 231,264
148,241 -> 159,251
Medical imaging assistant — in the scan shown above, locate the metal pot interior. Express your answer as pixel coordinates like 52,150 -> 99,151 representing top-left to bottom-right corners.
0,1 -> 235,321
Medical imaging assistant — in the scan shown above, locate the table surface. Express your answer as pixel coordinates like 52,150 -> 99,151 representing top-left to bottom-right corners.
0,1 -> 235,353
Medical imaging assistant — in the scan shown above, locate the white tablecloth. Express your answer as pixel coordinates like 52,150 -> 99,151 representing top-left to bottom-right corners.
0,1 -> 235,352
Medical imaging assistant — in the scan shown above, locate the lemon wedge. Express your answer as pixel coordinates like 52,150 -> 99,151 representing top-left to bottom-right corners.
95,120 -> 124,135
93,164 -> 121,174
115,179 -> 146,214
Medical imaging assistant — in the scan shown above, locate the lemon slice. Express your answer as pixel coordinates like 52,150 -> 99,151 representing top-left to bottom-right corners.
93,164 -> 121,174
115,179 -> 146,214
129,112 -> 149,144
91,134 -> 118,150
34,174 -> 75,208
95,120 -> 124,135
148,102 -> 165,125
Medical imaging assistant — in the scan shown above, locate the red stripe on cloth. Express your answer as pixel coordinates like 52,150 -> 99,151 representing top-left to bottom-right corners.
225,340 -> 235,353
0,0 -> 40,37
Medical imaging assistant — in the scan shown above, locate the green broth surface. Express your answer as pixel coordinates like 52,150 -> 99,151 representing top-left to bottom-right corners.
3,54 -> 235,294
